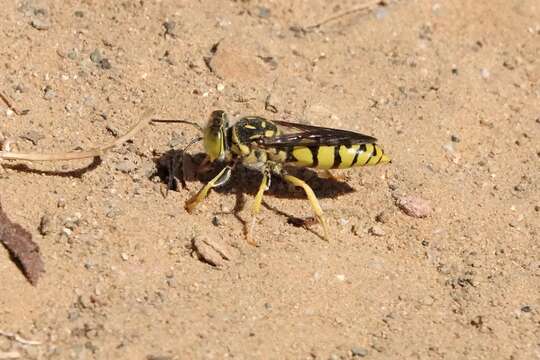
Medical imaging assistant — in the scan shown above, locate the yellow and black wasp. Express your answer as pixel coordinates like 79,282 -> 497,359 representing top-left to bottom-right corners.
155,111 -> 390,243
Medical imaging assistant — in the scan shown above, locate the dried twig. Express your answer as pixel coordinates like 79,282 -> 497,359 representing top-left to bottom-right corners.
304,0 -> 385,31
0,201 -> 44,285
0,330 -> 42,346
0,91 -> 29,116
0,108 -> 154,162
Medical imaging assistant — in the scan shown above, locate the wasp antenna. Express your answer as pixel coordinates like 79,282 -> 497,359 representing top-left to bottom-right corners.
182,136 -> 203,153
152,118 -> 203,133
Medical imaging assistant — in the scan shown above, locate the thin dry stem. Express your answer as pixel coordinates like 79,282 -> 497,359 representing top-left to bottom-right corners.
0,330 -> 42,346
305,0 -> 384,31
0,109 -> 154,162
0,91 -> 29,116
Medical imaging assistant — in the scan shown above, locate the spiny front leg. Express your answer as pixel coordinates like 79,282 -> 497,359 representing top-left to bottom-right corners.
282,173 -> 329,241
185,165 -> 233,213
246,170 -> 270,245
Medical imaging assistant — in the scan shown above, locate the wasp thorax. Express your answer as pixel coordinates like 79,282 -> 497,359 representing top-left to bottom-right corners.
204,110 -> 229,161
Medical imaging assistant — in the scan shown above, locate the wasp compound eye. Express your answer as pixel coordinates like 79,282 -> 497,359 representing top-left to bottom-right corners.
203,111 -> 229,162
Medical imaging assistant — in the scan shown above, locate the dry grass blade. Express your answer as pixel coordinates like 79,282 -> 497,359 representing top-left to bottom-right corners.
0,108 -> 154,162
0,330 -> 42,346
305,0 -> 385,31
0,91 -> 29,116
0,200 -> 44,285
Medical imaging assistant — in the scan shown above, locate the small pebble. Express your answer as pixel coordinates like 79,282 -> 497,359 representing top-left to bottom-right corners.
216,83 -> 225,92
375,211 -> 389,224
375,7 -> 388,20
450,134 -> 461,143
163,20 -> 176,37
534,205 -> 539,212
120,253 -> 129,261
335,274 -> 346,282
480,68 -> 490,79
257,6 -> 271,18
396,195 -> 432,218
351,346 -> 368,357
90,49 -> 103,63
369,225 -> 385,237
100,58 -> 112,70
43,86 -> 56,100
31,17 -> 50,30
39,214 -> 54,235
74,10 -> 84,17
115,159 -> 137,173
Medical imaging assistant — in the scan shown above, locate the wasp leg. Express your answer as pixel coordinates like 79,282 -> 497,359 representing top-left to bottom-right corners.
185,165 -> 233,213
246,170 -> 270,245
282,174 -> 329,241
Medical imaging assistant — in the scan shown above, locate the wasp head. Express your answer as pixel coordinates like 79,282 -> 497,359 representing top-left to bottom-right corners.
203,110 -> 229,161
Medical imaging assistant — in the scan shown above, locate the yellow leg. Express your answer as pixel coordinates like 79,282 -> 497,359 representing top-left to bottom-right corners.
283,174 -> 329,241
246,172 -> 269,245
185,166 -> 232,213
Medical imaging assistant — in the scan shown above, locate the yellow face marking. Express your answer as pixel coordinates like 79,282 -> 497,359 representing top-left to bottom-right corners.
317,146 -> 335,169
264,130 -> 275,137
244,124 -> 257,129
338,144 -> 359,169
354,144 -> 373,166
261,121 -> 266,128
292,146 -> 313,166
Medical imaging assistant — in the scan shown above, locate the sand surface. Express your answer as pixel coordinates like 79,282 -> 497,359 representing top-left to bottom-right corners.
1,0 -> 539,359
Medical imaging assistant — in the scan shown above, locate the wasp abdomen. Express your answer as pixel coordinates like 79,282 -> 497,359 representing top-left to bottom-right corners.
288,143 -> 390,169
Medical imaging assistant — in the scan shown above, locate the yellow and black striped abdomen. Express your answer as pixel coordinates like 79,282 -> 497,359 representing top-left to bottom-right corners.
287,143 -> 390,169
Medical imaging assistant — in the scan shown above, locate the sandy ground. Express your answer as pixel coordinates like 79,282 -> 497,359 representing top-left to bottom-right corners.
0,0 -> 539,359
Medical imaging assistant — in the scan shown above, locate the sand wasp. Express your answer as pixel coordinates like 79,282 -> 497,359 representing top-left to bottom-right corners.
155,111 -> 390,243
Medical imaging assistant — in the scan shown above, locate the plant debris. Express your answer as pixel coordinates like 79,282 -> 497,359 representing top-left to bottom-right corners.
191,235 -> 231,267
395,195 -> 432,218
0,200 -> 44,285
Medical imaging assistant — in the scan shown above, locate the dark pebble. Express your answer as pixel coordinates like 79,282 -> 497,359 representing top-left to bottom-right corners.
163,20 -> 176,37
74,10 -> 84,17
100,58 -> 112,69
43,85 -> 55,100
450,134 -> 461,143
521,305 -> 532,313
534,205 -> 539,212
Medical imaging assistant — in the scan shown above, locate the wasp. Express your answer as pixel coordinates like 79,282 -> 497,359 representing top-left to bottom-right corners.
155,111 -> 390,243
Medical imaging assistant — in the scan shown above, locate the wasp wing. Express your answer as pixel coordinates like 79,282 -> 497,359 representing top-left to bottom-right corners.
258,120 -> 378,148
